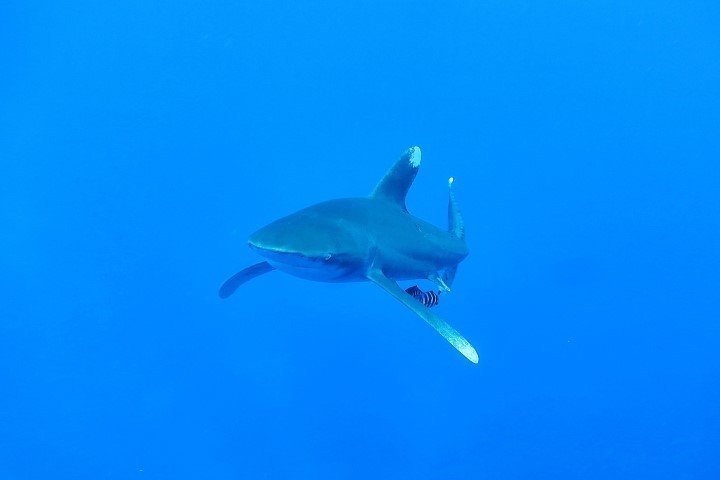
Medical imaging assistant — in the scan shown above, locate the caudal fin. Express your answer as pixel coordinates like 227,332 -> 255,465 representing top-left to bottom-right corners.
443,177 -> 464,289
447,177 -> 464,240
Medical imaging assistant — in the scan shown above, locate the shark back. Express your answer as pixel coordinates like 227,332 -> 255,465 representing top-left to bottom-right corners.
305,197 -> 467,279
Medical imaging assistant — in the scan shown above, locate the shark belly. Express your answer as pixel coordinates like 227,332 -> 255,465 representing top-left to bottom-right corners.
267,259 -> 365,282
377,255 -> 448,281
251,243 -> 368,283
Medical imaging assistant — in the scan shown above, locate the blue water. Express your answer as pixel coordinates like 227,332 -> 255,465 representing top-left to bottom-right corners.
2,2 -> 719,478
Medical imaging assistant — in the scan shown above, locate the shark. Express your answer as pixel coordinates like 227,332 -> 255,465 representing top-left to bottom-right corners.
219,146 -> 478,363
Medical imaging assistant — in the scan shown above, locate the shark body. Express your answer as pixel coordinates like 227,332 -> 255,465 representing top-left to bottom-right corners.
220,147 -> 477,363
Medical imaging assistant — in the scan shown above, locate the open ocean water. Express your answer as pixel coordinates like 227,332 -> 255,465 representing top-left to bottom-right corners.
1,1 -> 719,479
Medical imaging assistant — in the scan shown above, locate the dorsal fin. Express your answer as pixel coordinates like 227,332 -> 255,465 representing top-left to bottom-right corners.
370,146 -> 421,211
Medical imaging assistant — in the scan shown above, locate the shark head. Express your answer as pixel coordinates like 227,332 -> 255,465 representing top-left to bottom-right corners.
247,203 -> 369,281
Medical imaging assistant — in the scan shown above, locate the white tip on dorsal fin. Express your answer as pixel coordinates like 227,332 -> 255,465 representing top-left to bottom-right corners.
409,146 -> 422,167
370,146 -> 422,212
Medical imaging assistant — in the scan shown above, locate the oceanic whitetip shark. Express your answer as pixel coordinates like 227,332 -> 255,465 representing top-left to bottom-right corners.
219,147 -> 478,363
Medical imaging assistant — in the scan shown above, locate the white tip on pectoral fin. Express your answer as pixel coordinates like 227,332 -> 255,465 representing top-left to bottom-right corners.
457,340 -> 479,364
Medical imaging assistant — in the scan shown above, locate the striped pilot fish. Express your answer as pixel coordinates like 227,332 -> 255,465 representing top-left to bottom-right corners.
405,285 -> 441,308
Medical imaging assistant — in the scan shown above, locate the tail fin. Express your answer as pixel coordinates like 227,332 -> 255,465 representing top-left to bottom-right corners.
444,177 -> 464,288
447,177 -> 464,240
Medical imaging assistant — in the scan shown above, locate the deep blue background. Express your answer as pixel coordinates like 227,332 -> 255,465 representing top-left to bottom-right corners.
2,1 -> 719,478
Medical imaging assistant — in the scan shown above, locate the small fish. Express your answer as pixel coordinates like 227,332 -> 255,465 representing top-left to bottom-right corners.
405,285 -> 440,308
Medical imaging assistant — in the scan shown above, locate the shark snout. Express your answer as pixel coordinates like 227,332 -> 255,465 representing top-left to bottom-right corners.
247,233 -> 276,256
247,234 -> 263,252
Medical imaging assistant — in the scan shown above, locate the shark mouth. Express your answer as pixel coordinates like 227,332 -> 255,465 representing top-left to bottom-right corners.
248,241 -> 353,282
248,241 -> 326,269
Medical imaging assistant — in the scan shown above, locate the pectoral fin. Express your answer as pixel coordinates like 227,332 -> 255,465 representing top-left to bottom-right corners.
366,269 -> 478,364
218,261 -> 275,298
